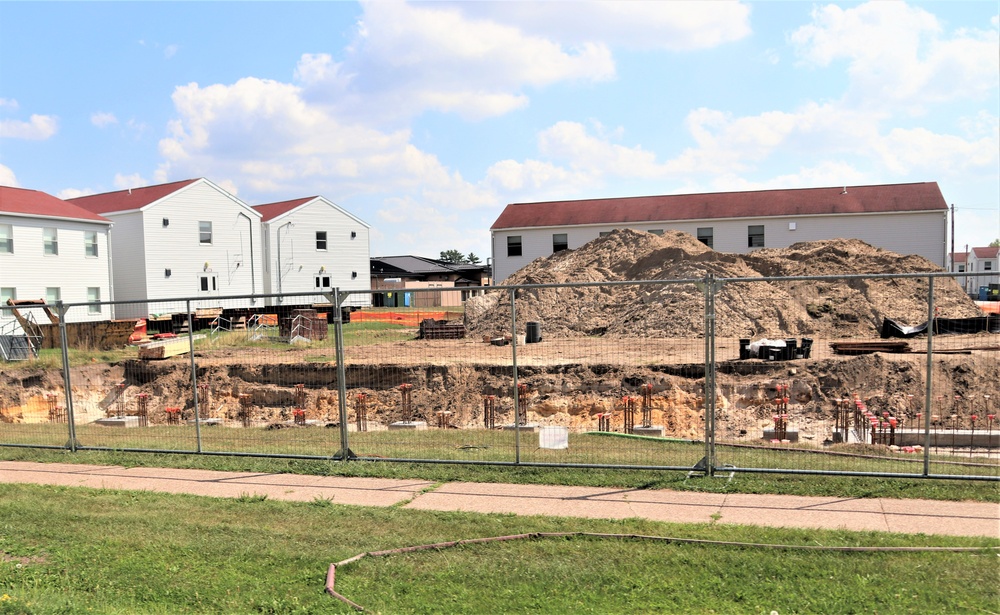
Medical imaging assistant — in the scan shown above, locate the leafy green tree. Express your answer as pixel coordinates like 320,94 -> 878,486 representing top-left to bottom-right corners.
466,252 -> 482,264
990,239 -> 1000,248
439,249 -> 466,263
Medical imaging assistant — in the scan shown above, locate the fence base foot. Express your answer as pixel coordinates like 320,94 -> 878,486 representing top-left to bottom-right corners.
331,448 -> 356,461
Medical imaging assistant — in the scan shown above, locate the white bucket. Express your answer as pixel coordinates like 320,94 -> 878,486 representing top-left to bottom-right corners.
539,426 -> 569,449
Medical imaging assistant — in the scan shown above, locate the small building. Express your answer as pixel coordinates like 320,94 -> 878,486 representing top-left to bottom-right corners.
370,256 -> 490,307
967,246 -> 1000,292
490,183 -> 949,283
949,251 -> 970,295
1,186 -> 113,323
252,196 -> 372,308
70,178 -> 263,318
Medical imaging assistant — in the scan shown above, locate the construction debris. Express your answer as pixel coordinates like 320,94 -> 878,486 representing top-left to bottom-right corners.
137,335 -> 205,360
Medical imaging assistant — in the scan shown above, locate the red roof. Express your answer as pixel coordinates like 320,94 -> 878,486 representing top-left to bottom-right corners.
68,178 -> 200,214
491,182 -> 948,230
0,186 -> 111,223
950,252 -> 968,263
972,247 -> 1000,259
252,197 -> 316,222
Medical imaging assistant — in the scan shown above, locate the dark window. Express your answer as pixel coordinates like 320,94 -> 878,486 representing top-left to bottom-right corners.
316,231 -> 327,250
199,274 -> 217,292
315,276 -> 332,289
648,229 -> 664,236
199,221 -> 212,245
552,233 -> 568,253
697,227 -> 714,249
599,231 -> 611,238
507,235 -> 522,257
986,262 -> 994,271
748,225 -> 765,248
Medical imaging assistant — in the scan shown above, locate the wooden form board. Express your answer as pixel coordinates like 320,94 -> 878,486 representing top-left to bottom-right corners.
137,334 -> 205,360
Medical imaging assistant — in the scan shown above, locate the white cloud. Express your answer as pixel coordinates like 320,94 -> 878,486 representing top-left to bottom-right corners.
296,1 -> 616,122
164,44 -> 179,59
791,2 -> 999,113
0,98 -> 19,111
91,112 -> 118,128
113,173 -> 149,190
56,187 -> 94,199
0,163 -> 18,187
450,1 -> 752,51
0,114 -> 58,140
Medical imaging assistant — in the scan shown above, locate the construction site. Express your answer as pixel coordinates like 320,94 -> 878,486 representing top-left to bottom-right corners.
1,230 -> 998,472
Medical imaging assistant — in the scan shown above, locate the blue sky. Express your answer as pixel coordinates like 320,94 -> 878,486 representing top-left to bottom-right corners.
1,1 -> 997,262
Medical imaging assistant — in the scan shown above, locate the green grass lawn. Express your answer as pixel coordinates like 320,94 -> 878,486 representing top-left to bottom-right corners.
0,482 -> 996,614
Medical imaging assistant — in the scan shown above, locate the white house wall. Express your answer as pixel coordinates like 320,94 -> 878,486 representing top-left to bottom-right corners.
104,212 -> 147,319
0,214 -> 112,324
491,211 -> 947,283
261,200 -> 371,308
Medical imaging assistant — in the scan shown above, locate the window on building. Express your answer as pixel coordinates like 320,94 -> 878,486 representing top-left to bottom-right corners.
748,225 -> 765,248
316,231 -> 327,250
87,287 -> 101,314
199,221 -> 213,245
648,229 -> 664,236
697,227 -> 714,248
0,224 -> 12,254
0,287 -> 15,304
43,228 -> 58,255
957,264 -> 966,273
314,276 -> 331,289
46,287 -> 60,304
599,231 -> 611,238
507,235 -> 522,257
84,231 -> 98,257
198,274 -> 218,293
986,262 -> 994,271
552,233 -> 568,253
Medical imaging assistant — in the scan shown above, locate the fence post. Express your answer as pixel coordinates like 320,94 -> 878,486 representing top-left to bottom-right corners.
331,290 -> 352,460
922,276 -> 935,476
703,276 -> 717,476
56,302 -> 79,451
510,288 -> 521,465
186,300 -> 202,453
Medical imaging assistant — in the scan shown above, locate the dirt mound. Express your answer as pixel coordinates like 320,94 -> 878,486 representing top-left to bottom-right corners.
468,230 -> 980,339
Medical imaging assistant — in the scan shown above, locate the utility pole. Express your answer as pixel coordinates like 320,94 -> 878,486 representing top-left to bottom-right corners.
950,203 -> 955,273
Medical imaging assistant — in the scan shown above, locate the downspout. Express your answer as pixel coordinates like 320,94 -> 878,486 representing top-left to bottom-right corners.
238,213 -> 257,303
276,221 -> 293,303
105,223 -> 115,319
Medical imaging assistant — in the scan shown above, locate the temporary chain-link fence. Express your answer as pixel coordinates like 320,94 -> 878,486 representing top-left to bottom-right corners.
1,273 -> 997,480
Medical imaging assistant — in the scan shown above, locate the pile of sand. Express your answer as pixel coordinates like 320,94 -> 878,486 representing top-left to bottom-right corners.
466,229 -> 980,339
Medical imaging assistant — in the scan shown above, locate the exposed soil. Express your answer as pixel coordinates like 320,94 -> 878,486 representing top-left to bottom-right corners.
1,233 -> 996,444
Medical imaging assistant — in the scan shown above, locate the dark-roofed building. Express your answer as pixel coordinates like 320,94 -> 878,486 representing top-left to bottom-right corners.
252,196 -> 371,308
490,182 -> 948,282
370,255 -> 490,307
1,186 -> 113,322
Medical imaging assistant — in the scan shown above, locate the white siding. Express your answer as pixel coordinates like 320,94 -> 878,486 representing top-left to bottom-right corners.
0,214 -> 112,325
105,212 -> 147,317
260,197 -> 372,308
491,211 -> 947,283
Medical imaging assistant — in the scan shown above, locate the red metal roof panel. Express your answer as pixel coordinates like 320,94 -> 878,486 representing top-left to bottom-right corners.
68,178 -> 200,214
491,183 -> 948,230
0,186 -> 111,223
252,197 -> 317,222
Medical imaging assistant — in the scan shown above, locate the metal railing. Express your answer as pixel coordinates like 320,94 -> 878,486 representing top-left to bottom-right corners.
0,275 -> 997,481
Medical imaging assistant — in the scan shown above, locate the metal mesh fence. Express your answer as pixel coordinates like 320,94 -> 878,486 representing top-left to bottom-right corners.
0,273 -> 996,480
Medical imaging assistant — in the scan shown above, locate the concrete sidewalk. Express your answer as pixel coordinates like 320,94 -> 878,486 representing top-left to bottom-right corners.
1,461 -> 997,538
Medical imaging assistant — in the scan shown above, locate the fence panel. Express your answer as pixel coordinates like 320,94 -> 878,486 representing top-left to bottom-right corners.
712,273 -> 998,479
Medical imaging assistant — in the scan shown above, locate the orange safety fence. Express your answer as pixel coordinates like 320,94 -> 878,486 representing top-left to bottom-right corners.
975,301 -> 999,315
351,311 -> 449,327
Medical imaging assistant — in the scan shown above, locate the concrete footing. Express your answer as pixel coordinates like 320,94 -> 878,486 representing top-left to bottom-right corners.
502,423 -> 539,432
388,421 -> 427,431
631,425 -> 665,436
762,429 -> 799,443
94,416 -> 142,428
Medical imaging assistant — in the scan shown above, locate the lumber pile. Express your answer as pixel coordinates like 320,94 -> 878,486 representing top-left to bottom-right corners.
829,341 -> 910,355
418,319 -> 466,340
137,334 -> 205,360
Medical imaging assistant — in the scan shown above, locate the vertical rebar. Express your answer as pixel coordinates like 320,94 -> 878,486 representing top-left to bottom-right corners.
641,383 -> 653,428
355,393 -> 368,432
